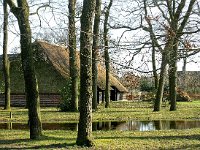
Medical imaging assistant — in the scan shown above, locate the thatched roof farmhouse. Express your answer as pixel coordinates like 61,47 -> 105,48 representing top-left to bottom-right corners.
0,40 -> 127,106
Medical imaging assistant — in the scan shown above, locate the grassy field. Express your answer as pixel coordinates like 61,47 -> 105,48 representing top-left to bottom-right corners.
0,100 -> 200,149
0,129 -> 200,149
1,101 -> 200,123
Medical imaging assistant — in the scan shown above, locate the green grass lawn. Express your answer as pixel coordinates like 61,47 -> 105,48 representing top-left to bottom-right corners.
0,129 -> 200,149
0,100 -> 200,149
1,101 -> 200,123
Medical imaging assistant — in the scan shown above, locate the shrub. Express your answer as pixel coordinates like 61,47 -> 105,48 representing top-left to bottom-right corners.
140,80 -> 155,92
176,89 -> 192,102
58,80 -> 72,112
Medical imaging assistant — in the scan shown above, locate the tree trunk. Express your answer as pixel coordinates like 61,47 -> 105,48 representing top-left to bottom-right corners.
76,0 -> 96,147
104,0 -> 113,108
68,0 -> 78,112
7,0 -> 42,139
151,42 -> 159,90
181,53 -> 187,90
153,50 -> 167,111
92,0 -> 101,110
3,0 -> 11,110
169,41 -> 178,111
154,39 -> 173,111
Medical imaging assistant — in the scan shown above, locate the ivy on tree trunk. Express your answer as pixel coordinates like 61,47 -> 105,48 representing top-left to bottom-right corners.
3,0 -> 11,110
76,0 -> 96,147
68,0 -> 79,112
7,0 -> 42,139
92,0 -> 101,110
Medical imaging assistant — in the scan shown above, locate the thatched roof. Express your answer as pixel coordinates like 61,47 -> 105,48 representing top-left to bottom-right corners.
0,53 -> 67,93
34,40 -> 128,92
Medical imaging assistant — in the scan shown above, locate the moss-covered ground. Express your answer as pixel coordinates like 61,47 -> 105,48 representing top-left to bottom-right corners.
0,100 -> 200,149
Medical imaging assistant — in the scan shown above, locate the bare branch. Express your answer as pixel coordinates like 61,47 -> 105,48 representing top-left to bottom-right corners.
30,4 -> 51,15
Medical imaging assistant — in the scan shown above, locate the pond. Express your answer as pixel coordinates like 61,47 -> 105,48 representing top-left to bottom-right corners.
1,120 -> 200,131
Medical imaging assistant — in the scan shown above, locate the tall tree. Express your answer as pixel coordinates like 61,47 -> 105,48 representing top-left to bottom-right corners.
104,0 -> 113,108
3,0 -> 11,110
76,0 -> 96,147
68,0 -> 79,112
142,0 -> 198,111
143,0 -> 173,111
7,0 -> 42,139
92,0 -> 101,110
168,0 -> 196,111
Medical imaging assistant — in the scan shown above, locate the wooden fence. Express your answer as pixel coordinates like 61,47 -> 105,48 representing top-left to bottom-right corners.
0,93 -> 61,107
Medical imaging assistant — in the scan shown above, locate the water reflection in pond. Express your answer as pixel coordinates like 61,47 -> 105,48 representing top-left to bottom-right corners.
115,120 -> 200,131
0,120 -> 200,131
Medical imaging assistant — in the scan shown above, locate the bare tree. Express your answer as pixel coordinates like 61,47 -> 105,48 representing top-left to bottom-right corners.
142,0 -> 198,111
7,0 -> 42,139
168,0 -> 197,111
107,0 -> 199,111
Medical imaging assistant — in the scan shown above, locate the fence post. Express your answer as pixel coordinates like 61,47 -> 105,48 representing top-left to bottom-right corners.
9,111 -> 12,119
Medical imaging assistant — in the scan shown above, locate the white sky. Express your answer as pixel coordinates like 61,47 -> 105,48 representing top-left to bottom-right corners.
0,0 -> 200,72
